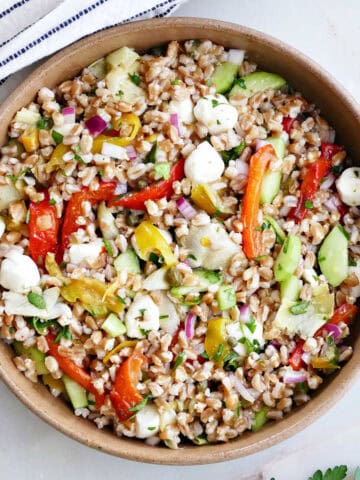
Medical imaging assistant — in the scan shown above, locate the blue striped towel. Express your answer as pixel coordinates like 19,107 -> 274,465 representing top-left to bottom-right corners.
0,0 -> 187,94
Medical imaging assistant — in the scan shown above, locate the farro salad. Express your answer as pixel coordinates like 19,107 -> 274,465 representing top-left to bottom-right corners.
0,39 -> 359,449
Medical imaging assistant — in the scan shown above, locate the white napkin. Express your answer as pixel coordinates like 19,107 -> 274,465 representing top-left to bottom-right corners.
0,0 -> 187,88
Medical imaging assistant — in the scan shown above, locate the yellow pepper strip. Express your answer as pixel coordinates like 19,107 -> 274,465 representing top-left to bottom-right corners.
20,127 -> 39,153
134,221 -> 177,267
311,357 -> 339,370
45,144 -> 70,173
45,253 -> 69,285
60,277 -> 124,317
42,374 -> 66,394
103,340 -> 137,365
191,183 -> 233,218
92,113 -> 141,153
204,317 -> 230,363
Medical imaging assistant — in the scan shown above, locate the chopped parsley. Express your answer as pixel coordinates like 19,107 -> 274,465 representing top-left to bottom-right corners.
27,317 -> 57,335
128,394 -> 153,414
54,325 -> 72,343
338,225 -> 350,240
220,140 -> 246,165
49,198 -> 57,206
213,343 -> 224,361
331,164 -> 345,175
128,73 -> 141,86
51,130 -> 63,145
139,328 -> 150,336
172,79 -> 180,85
246,317 -> 257,334
36,117 -> 52,130
211,99 -> 220,108
235,401 -> 242,417
116,90 -> 124,98
187,253 -> 197,261
239,337 -> 261,354
139,309 -> 146,317
289,301 -> 310,315
144,142 -> 157,163
305,199 -> 314,209
349,257 -> 357,267
172,351 -> 185,370
117,296 -> 126,305
74,153 -> 85,164
27,292 -> 46,310
6,168 -> 30,183
233,77 -> 246,89
149,252 -> 163,266
147,426 -> 156,431
159,315 -> 169,319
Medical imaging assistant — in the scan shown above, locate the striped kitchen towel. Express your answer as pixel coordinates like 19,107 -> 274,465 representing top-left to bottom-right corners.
0,0 -> 187,88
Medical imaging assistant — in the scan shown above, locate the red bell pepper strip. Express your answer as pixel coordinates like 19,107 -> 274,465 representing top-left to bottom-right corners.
241,144 -> 275,259
29,192 -> 60,266
282,117 -> 295,134
328,303 -> 358,326
320,142 -> 343,161
109,159 -> 185,211
110,352 -> 147,422
59,180 -> 116,260
288,157 -> 331,223
288,339 -> 305,370
103,129 -> 120,137
46,332 -> 105,408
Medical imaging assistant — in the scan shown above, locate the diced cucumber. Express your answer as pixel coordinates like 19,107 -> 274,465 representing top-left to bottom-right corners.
229,71 -> 286,98
274,235 -> 302,282
260,171 -> 281,205
106,46 -> 139,70
63,375 -> 88,409
252,406 -> 269,432
101,313 -> 126,337
260,136 -> 286,205
211,62 -> 238,94
318,224 -> 348,287
264,215 -> 285,244
170,269 -> 222,298
13,341 -> 49,375
87,58 -> 106,79
280,275 -> 301,301
143,267 -> 170,291
216,285 -> 236,310
97,201 -> 118,240
114,248 -> 140,275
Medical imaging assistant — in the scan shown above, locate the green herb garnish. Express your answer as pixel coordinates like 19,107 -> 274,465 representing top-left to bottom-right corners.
289,301 -> 310,315
54,325 -> 72,343
51,130 -> 63,145
103,238 -> 114,257
172,351 -> 185,370
128,394 -> 153,414
144,142 -> 157,163
305,199 -> 314,209
49,198 -> 57,205
36,117 -> 52,130
220,141 -> 246,165
172,79 -> 180,85
233,77 -> 246,89
129,73 -> 141,86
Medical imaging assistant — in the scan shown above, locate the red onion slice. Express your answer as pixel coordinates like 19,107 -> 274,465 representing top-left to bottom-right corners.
62,106 -> 75,124
114,182 -> 127,195
324,195 -> 341,211
185,312 -> 196,339
234,158 -> 249,177
126,145 -> 137,160
320,173 -> 335,190
323,323 -> 342,340
283,369 -> 307,384
176,197 -> 197,219
85,115 -> 107,137
239,303 -> 250,322
170,113 -> 181,137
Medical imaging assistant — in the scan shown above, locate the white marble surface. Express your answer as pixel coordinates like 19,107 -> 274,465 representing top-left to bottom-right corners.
1,0 -> 360,478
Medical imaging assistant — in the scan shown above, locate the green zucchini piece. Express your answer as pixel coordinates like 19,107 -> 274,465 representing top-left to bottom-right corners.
318,224 -> 348,287
260,136 -> 286,205
101,313 -> 126,337
252,406 -> 269,431
114,248 -> 140,275
212,62 -> 238,94
264,215 -> 286,244
229,71 -> 286,98
216,285 -> 236,310
280,275 -> 301,301
63,375 -> 88,409
13,341 -> 49,375
274,235 -> 302,282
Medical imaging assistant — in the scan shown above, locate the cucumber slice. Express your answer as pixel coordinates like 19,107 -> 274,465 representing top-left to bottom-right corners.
114,248 -> 140,275
63,375 -> 88,409
229,71 -> 286,98
216,284 -> 236,310
264,215 -> 285,244
212,62 -> 238,94
13,341 -> 49,375
87,58 -> 106,79
101,313 -> 126,337
170,269 -> 222,298
97,201 -> 118,240
267,136 -> 286,160
274,235 -> 302,282
318,224 -> 348,287
260,171 -> 281,205
252,406 -> 269,431
280,275 -> 301,301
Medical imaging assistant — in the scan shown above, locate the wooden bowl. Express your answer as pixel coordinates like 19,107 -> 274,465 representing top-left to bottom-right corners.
0,17 -> 359,465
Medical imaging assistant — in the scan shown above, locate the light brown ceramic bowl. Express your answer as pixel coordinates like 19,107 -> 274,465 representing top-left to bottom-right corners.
0,17 -> 359,465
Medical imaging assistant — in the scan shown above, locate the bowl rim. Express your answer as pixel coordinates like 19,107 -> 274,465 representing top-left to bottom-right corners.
0,16 -> 360,465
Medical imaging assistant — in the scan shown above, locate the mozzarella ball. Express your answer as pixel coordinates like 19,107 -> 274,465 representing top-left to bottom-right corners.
135,403 -> 160,438
184,141 -> 225,183
336,167 -> 360,206
68,239 -> 104,267
0,253 -> 40,293
194,94 -> 238,134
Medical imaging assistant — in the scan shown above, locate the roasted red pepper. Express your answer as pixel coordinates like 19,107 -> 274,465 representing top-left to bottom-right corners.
241,144 -> 275,259
110,352 -> 147,422
29,193 -> 60,266
329,303 -> 358,326
320,142 -> 343,161
288,339 -> 305,370
59,180 -> 116,260
288,157 -> 331,223
109,159 -> 185,211
282,117 -> 295,134
46,332 -> 105,408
